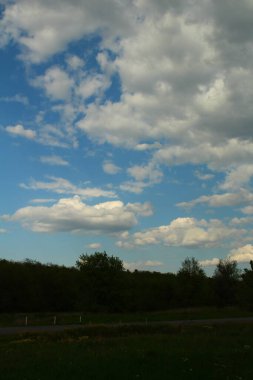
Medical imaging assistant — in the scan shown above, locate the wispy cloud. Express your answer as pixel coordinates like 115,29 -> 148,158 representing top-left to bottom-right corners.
39,155 -> 69,166
20,176 -> 117,199
6,124 -> 36,140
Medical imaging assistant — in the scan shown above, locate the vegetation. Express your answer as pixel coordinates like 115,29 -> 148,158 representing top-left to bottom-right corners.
1,323 -> 253,379
1,252 -> 253,313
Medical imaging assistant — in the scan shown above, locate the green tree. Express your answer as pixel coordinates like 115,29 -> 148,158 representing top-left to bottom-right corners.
239,260 -> 253,310
76,252 -> 124,311
176,257 -> 207,307
213,259 -> 241,307
178,257 -> 205,277
76,251 -> 123,273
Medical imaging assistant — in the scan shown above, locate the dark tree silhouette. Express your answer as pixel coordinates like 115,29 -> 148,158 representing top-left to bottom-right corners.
176,257 -> 207,307
76,252 -> 125,312
213,259 -> 241,307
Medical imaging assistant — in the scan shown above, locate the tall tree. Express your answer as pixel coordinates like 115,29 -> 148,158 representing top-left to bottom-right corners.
213,259 -> 241,307
239,260 -> 253,310
176,257 -> 207,307
76,252 -> 125,311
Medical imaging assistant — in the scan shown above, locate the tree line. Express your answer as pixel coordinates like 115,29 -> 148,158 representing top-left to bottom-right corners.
0,252 -> 253,313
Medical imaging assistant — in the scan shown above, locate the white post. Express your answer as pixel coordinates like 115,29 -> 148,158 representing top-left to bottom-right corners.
53,316 -> 56,325
25,316 -> 28,326
79,315 -> 82,324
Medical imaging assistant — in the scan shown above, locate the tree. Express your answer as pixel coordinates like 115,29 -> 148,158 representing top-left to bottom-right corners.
176,257 -> 208,307
76,252 -> 124,311
213,259 -> 241,307
239,260 -> 253,310
178,257 -> 205,277
76,251 -> 123,273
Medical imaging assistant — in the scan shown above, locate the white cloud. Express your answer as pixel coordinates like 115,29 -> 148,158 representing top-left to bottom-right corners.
2,1 -> 253,178
123,260 -> 163,272
120,161 -> 163,194
177,190 -> 253,209
220,164 -> 253,191
242,206 -> 253,215
33,66 -> 73,100
87,243 -> 102,250
201,243 -> 253,267
155,139 -> 253,172
102,161 -> 121,175
66,55 -> 85,70
6,124 -> 36,140
2,197 -> 150,234
20,176 -> 117,199
117,217 -> 240,249
230,217 -> 253,226
77,74 -> 110,100
0,228 -> 7,234
39,155 -> 69,166
229,244 -> 253,263
0,0 -> 136,63
199,258 -> 220,267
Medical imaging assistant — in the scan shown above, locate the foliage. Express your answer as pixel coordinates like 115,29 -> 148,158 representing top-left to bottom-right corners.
0,254 -> 250,313
76,252 -> 124,312
1,325 -> 253,379
213,259 -> 241,307
239,260 -> 253,310
178,257 -> 205,278
176,257 -> 208,307
76,251 -> 124,273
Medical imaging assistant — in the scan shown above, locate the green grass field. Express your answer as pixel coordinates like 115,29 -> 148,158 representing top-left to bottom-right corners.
0,323 -> 253,379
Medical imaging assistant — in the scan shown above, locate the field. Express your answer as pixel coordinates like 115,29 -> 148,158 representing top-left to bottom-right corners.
0,306 -> 253,327
1,321 -> 253,379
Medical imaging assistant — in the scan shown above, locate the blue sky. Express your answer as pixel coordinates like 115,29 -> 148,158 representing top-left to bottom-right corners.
1,0 -> 253,273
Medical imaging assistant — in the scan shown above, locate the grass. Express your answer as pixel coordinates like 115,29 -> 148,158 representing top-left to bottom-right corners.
0,306 -> 252,327
0,323 -> 253,379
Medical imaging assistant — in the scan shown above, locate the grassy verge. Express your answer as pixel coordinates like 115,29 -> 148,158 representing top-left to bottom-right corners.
0,306 -> 253,327
0,323 -> 253,379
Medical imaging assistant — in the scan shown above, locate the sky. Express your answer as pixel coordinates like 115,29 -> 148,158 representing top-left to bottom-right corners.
1,0 -> 253,274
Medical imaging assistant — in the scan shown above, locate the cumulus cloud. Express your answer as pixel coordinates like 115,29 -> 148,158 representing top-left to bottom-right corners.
117,217 -> 240,249
120,162 -> 163,194
220,165 -> 253,191
2,197 -> 150,234
242,206 -> 253,215
200,244 -> 253,267
66,55 -> 85,70
2,0 -> 253,175
33,66 -> 73,100
229,244 -> 253,263
0,0 -> 136,62
20,176 -> 117,199
6,124 -> 36,140
102,160 -> 121,175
